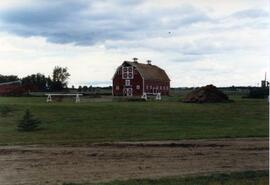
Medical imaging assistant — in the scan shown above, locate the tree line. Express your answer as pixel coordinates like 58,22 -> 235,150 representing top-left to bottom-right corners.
0,66 -> 70,91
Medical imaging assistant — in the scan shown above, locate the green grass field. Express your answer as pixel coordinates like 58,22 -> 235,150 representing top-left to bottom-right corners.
0,96 -> 268,145
64,171 -> 269,185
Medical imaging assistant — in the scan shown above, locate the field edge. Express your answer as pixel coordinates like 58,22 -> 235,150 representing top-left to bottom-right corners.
63,170 -> 269,185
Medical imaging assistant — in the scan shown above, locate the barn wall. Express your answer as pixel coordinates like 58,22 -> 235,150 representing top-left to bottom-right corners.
113,66 -> 143,96
144,80 -> 170,96
0,84 -> 30,96
131,68 -> 144,96
0,84 -> 19,95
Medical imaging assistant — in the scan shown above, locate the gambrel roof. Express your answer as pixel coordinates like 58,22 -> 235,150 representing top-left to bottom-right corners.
123,61 -> 170,82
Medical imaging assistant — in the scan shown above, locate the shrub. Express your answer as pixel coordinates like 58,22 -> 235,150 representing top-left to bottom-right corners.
0,106 -> 14,117
245,87 -> 269,99
17,109 -> 41,132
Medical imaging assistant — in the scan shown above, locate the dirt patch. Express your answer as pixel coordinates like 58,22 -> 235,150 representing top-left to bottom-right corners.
94,142 -> 227,148
0,138 -> 268,185
240,147 -> 269,151
0,149 -> 43,155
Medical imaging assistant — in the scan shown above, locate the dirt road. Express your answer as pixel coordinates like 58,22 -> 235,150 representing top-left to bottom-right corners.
0,138 -> 268,185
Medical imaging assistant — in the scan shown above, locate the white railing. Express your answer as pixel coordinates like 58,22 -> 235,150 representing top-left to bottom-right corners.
141,92 -> 161,100
45,93 -> 83,103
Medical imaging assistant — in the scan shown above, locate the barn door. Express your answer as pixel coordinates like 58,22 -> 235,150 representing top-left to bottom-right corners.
124,88 -> 133,96
127,88 -> 133,96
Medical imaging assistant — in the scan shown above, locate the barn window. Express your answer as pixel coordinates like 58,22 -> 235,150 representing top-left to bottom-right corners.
150,85 -> 152,89
146,85 -> 148,90
125,80 -> 130,86
160,86 -> 162,90
122,66 -> 133,79
136,85 -> 140,90
166,86 -> 169,90
116,86 -> 119,90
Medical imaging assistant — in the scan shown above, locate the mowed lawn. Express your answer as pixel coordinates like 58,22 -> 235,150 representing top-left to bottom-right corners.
0,96 -> 268,145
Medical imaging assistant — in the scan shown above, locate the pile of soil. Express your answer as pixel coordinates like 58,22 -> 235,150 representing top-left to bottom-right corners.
183,84 -> 229,103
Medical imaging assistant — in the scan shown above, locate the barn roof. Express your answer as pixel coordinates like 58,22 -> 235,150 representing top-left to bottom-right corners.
123,61 -> 170,82
0,80 -> 21,86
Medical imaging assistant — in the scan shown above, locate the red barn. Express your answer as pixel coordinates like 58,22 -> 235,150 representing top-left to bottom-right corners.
112,59 -> 170,97
0,81 -> 22,96
0,81 -> 37,96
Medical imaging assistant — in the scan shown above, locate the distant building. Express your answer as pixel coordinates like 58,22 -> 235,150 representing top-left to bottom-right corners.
261,72 -> 269,88
112,58 -> 170,96
0,80 -> 37,96
261,80 -> 269,88
0,80 -> 22,96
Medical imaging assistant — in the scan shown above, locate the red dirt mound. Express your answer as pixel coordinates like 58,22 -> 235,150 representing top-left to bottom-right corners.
183,85 -> 229,103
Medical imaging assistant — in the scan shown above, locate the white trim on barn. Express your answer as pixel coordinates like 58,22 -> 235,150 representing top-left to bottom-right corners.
0,80 -> 22,86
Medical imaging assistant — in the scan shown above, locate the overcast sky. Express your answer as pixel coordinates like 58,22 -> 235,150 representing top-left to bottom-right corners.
0,0 -> 269,87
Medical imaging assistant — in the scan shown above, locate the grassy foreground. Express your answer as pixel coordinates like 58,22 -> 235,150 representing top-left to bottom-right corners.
64,171 -> 269,185
0,96 -> 268,145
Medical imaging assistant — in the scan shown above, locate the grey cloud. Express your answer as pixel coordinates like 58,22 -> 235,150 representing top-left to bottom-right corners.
2,1 -> 84,25
171,54 -> 203,63
0,0 -> 210,45
0,0 -> 267,63
232,8 -> 269,18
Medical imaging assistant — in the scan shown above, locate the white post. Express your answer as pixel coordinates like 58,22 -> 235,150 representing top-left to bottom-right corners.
156,93 -> 161,100
47,94 -> 52,102
75,94 -> 80,103
141,92 -> 147,100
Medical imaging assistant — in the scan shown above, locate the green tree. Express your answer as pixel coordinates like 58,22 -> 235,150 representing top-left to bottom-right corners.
0,106 -> 13,117
52,66 -> 70,90
17,109 -> 41,132
78,86 -> 82,92
0,75 -> 19,83
82,86 -> 88,92
89,85 -> 93,92
22,73 -> 49,91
